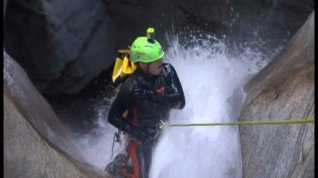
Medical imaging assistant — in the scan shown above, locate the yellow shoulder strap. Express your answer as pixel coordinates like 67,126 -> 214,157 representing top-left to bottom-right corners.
122,110 -> 129,119
112,57 -> 123,82
122,56 -> 137,74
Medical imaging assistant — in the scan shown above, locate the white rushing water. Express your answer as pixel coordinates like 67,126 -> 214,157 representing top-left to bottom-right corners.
74,34 -> 277,178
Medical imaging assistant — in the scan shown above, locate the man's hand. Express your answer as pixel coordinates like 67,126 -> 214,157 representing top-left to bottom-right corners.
132,87 -> 155,99
140,126 -> 161,144
141,133 -> 157,145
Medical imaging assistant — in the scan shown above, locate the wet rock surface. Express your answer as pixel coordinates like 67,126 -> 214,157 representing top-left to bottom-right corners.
4,52 -> 112,178
238,11 -> 314,178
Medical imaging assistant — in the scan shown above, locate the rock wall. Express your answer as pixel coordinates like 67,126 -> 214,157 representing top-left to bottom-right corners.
103,0 -> 177,49
4,0 -> 115,94
107,0 -> 314,48
4,51 -> 112,178
4,0 -> 314,94
3,0 -> 7,18
238,11 -> 314,178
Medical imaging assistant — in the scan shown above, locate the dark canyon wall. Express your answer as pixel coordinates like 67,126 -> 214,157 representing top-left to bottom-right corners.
4,0 -> 115,94
4,0 -> 313,94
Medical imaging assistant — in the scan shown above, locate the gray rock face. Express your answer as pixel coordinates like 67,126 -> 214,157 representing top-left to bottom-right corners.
104,0 -> 177,49
4,51 -> 112,178
3,0 -> 7,18
64,0 -> 314,51
238,11 -> 314,178
4,0 -> 314,95
4,0 -> 115,94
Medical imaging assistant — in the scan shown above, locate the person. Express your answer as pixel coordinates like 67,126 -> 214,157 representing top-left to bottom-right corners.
106,28 -> 185,178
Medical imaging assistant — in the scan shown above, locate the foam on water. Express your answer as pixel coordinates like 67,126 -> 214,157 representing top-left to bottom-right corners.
73,34 -> 276,177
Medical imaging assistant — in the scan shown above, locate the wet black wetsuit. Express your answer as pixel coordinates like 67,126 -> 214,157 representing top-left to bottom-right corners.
108,63 -> 185,178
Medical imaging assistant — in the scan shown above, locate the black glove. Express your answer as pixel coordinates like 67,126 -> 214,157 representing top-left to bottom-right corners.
140,134 -> 156,145
134,129 -> 151,141
140,126 -> 161,144
132,86 -> 178,106
112,116 -> 150,142
132,87 -> 155,99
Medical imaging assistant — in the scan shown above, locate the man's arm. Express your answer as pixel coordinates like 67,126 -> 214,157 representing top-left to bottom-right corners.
108,82 -> 149,141
158,63 -> 185,109
133,63 -> 185,109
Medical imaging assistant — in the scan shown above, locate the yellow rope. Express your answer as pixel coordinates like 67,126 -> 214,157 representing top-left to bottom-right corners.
161,118 -> 314,129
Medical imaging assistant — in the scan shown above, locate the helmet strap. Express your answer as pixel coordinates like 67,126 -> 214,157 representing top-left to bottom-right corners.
136,62 -> 152,76
146,63 -> 151,74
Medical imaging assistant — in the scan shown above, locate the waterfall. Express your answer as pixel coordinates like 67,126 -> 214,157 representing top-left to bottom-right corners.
73,33 -> 279,178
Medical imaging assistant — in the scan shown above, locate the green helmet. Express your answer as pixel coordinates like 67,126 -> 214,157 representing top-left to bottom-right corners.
130,36 -> 165,63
